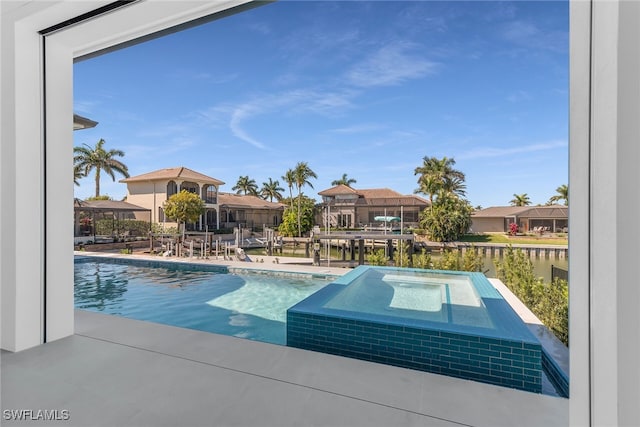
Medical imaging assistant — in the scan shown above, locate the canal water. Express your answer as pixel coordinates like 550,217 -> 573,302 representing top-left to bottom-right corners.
470,255 -> 567,283
249,246 -> 568,283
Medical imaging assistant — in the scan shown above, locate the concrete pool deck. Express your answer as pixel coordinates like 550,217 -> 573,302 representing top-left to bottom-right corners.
1,252 -> 568,426
2,310 -> 567,426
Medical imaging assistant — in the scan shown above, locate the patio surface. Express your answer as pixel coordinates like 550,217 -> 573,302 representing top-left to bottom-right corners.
2,309 -> 567,427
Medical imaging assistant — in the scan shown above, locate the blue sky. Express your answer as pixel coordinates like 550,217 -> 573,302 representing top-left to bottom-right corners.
73,0 -> 568,208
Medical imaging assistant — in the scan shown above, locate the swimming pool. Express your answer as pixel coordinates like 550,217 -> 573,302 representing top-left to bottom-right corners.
74,257 -> 334,344
287,266 -> 544,394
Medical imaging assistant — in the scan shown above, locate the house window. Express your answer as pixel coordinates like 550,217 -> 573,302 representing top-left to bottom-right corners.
337,214 -> 352,228
167,181 -> 177,198
181,181 -> 199,194
203,185 -> 217,204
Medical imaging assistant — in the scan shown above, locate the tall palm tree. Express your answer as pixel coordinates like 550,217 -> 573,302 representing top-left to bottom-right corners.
414,156 -> 465,203
74,163 -> 86,186
260,178 -> 284,202
282,168 -> 296,209
548,184 -> 568,206
510,193 -> 532,206
293,161 -> 317,237
331,173 -> 357,187
73,138 -> 129,197
442,175 -> 467,198
232,175 -> 258,196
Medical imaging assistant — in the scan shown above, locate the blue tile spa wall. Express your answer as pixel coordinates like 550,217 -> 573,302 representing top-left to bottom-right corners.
287,311 -> 542,394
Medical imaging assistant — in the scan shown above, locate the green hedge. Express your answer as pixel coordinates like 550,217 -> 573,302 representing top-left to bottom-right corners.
95,219 -> 150,237
494,245 -> 569,346
397,245 -> 485,272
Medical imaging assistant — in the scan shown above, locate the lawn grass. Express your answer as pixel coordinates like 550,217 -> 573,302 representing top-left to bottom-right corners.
457,233 -> 568,246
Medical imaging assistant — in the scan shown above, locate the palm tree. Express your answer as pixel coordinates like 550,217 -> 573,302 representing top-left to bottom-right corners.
414,156 -> 465,203
260,178 -> 284,202
74,163 -> 85,186
548,184 -> 568,206
293,161 -> 317,237
282,168 -> 296,209
73,138 -> 129,197
442,175 -> 467,198
331,173 -> 357,187
510,193 -> 532,206
232,176 -> 258,196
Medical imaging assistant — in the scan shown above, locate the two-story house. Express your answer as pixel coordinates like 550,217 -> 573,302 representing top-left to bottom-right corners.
317,185 -> 430,229
120,166 -> 285,231
120,166 -> 224,231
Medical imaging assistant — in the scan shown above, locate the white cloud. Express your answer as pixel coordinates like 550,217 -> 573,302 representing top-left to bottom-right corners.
330,123 -> 385,134
74,100 -> 99,115
458,140 -> 568,160
346,42 -> 438,88
502,20 -> 568,54
221,89 -> 355,149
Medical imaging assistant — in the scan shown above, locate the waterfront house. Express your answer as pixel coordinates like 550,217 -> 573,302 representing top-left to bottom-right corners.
120,166 -> 224,231
317,185 -> 430,229
120,166 -> 284,231
471,206 -> 568,234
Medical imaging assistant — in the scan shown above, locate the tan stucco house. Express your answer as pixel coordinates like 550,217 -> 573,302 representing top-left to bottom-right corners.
317,185 -> 430,228
120,166 -> 225,231
120,166 -> 284,231
471,206 -> 568,234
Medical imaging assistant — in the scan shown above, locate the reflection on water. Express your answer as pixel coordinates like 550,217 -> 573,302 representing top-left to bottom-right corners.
74,260 -> 332,344
74,263 -> 129,311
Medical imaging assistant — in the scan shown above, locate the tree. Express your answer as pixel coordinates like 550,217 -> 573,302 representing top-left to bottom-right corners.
260,178 -> 284,202
73,138 -> 130,197
510,193 -> 531,206
232,175 -> 258,196
163,190 -> 205,236
74,163 -> 85,186
419,192 -> 473,242
278,195 -> 316,237
548,184 -> 568,206
293,162 -> 317,237
282,169 -> 296,210
331,173 -> 357,187
414,156 -> 465,203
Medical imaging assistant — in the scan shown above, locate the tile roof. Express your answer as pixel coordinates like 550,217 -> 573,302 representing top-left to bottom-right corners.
357,188 -> 406,198
318,186 -> 429,207
218,193 -> 285,210
472,205 -> 568,218
355,194 -> 429,207
318,185 -> 358,196
120,166 -> 224,186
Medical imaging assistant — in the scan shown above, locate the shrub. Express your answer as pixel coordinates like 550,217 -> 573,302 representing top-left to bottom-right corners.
367,249 -> 389,266
397,245 -> 484,273
494,245 -> 569,346
95,219 -> 150,236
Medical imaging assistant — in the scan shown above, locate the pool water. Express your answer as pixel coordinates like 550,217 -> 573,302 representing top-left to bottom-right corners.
74,258 -> 333,344
323,269 -> 494,328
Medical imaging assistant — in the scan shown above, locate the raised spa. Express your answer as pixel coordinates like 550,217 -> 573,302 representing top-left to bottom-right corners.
287,266 -> 543,393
